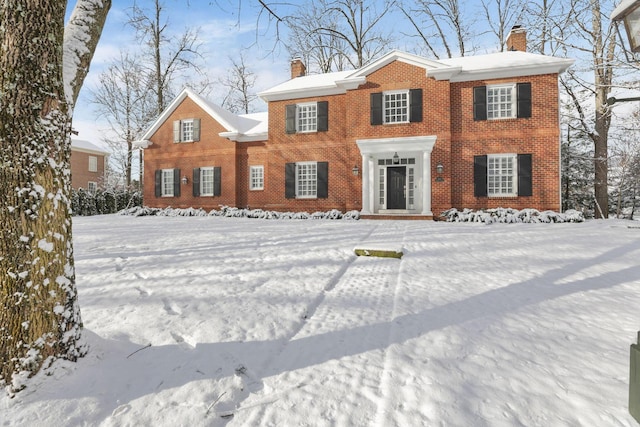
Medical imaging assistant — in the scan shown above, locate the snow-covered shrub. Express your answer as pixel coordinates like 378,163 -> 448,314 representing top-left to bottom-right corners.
440,207 -> 584,224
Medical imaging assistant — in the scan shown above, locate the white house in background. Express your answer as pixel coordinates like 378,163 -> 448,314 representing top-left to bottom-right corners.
71,139 -> 109,192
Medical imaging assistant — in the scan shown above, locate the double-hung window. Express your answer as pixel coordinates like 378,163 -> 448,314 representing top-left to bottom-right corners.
384,90 -> 409,123
473,83 -> 531,121
296,162 -> 317,198
173,118 -> 201,142
296,103 -> 317,133
87,181 -> 97,193
88,155 -> 98,172
487,84 -> 516,119
487,154 -> 517,196
200,167 -> 215,196
285,161 -> 328,199
250,165 -> 264,190
162,169 -> 174,197
285,101 -> 328,134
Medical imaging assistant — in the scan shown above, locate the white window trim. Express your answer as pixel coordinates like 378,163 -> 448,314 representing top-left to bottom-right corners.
250,165 -> 264,191
161,169 -> 174,197
487,153 -> 517,197
296,102 -> 318,133
181,119 -> 194,142
383,90 -> 409,124
200,166 -> 215,196
88,155 -> 98,172
87,181 -> 97,193
487,84 -> 517,120
296,161 -> 318,199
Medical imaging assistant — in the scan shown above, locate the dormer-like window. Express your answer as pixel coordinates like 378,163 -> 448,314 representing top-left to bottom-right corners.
173,118 -> 201,142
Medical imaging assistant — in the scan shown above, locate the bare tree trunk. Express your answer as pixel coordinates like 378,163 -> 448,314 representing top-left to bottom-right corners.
0,0 -> 109,393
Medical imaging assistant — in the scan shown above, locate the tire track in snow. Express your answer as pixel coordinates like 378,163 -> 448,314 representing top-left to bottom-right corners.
229,223 -> 408,426
373,226 -> 410,427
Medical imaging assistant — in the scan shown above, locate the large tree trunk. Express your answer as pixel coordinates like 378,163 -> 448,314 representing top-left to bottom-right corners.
0,0 -> 109,394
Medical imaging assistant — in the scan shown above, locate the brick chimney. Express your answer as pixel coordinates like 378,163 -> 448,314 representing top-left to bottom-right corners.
506,25 -> 527,52
290,58 -> 306,78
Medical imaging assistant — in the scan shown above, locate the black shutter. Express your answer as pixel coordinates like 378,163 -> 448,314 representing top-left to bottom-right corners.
192,168 -> 200,197
213,167 -> 221,196
317,162 -> 328,198
317,101 -> 328,132
173,120 -> 180,142
474,155 -> 488,197
370,92 -> 383,125
193,118 -> 201,141
285,104 -> 296,134
473,86 -> 487,121
518,154 -> 533,196
285,163 -> 296,198
154,170 -> 162,197
173,168 -> 181,197
409,89 -> 423,123
517,82 -> 532,118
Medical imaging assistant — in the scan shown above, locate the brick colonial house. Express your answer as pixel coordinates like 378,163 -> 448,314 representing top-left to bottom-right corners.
71,139 -> 109,191
136,28 -> 573,218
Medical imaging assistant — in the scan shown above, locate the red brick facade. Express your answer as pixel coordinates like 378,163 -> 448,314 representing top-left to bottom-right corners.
139,47 -> 572,217
70,140 -> 108,191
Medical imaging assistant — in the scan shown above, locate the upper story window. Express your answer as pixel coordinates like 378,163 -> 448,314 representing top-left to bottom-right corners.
384,90 -> 409,124
173,118 -> 201,142
297,103 -> 318,133
88,155 -> 98,172
474,82 -> 531,121
370,89 -> 422,125
250,165 -> 264,190
285,101 -> 328,134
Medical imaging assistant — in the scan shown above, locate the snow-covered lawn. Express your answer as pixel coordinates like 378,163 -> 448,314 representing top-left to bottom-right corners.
2,215 -> 639,426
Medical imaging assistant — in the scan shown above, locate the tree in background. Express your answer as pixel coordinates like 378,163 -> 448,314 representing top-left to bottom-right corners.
399,0 -> 474,58
0,0 -> 110,393
91,51 -> 156,188
284,0 -> 394,72
128,0 -> 205,115
219,53 -> 258,114
480,0 -> 527,51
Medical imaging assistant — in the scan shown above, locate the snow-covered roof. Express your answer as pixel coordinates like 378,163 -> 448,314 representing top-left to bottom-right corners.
259,49 -> 574,101
134,88 -> 268,148
258,70 -> 364,102
71,138 -> 109,155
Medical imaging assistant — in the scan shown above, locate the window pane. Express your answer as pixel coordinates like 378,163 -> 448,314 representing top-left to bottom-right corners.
296,162 -> 317,198
384,91 -> 408,123
201,168 -> 214,195
250,166 -> 264,190
297,104 -> 317,132
182,120 -> 194,141
487,155 -> 515,196
487,86 -> 514,119
162,170 -> 174,196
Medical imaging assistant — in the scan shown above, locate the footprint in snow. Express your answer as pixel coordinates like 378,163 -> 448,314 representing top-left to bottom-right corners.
162,298 -> 182,315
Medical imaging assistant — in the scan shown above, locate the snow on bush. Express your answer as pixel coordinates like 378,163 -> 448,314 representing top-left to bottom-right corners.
119,205 -> 362,220
440,207 -> 585,224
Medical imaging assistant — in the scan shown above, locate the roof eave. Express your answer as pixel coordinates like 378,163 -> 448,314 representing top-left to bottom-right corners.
448,61 -> 574,83
133,139 -> 152,149
219,131 -> 268,142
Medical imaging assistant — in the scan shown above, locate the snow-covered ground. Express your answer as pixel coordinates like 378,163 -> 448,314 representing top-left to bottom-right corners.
2,214 -> 640,426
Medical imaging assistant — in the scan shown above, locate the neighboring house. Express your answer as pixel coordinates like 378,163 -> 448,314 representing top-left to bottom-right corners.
71,139 -> 109,192
136,27 -> 573,218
